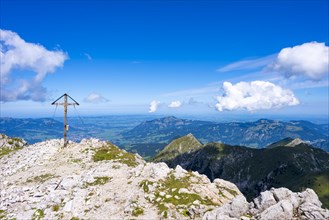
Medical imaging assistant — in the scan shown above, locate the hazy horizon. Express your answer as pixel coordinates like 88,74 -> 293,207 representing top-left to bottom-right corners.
1,113 -> 328,125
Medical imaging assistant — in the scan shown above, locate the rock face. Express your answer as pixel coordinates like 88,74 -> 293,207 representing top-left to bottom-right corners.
250,188 -> 329,220
1,137 -> 328,219
204,188 -> 329,220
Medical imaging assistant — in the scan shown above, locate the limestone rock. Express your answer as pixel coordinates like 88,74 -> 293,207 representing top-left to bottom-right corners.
271,187 -> 299,208
138,162 -> 171,180
203,195 -> 249,220
0,134 -> 27,150
259,200 -> 294,220
251,190 -> 277,213
63,200 -> 73,212
1,137 -> 328,220
298,202 -> 329,220
249,188 -> 329,220
298,188 -> 323,207
173,165 -> 188,178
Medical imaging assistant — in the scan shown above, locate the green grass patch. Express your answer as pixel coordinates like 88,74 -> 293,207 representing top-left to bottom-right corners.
0,210 -> 7,219
313,174 -> 329,209
139,180 -> 154,193
291,172 -> 329,209
69,158 -> 82,163
132,207 -> 144,217
157,203 -> 168,213
160,174 -> 217,206
140,172 -> 218,217
85,176 -> 110,187
0,135 -> 25,158
163,210 -> 168,218
0,146 -> 23,158
243,213 -> 254,218
32,209 -> 44,220
93,143 -> 138,167
226,188 -> 238,196
182,209 -> 189,217
27,173 -> 56,183
52,205 -> 60,212
112,165 -> 120,169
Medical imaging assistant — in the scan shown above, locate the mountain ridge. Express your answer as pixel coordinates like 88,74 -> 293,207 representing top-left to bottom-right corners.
153,134 -> 329,208
121,116 -> 329,154
1,134 -> 328,219
266,137 -> 305,148
1,116 -> 328,158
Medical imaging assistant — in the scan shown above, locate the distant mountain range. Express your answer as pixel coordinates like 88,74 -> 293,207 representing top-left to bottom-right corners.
153,134 -> 329,208
1,116 -> 328,157
0,116 -> 150,144
121,116 -> 329,154
0,118 -> 85,143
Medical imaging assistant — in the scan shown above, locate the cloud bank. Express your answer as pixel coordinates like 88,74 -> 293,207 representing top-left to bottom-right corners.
0,29 -> 68,102
272,42 -> 328,80
168,100 -> 182,108
84,93 -> 109,103
216,81 -> 299,112
149,100 -> 160,113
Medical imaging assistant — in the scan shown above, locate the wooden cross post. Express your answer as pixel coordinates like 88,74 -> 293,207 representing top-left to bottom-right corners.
51,93 -> 79,147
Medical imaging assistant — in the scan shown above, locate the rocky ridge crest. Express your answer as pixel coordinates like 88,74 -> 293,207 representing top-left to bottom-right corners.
0,135 -> 328,219
0,134 -> 26,150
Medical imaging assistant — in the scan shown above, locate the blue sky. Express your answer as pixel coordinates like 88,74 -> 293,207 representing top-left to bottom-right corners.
0,0 -> 328,120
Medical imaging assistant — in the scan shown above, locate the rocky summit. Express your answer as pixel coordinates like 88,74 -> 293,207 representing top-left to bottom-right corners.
0,135 -> 328,219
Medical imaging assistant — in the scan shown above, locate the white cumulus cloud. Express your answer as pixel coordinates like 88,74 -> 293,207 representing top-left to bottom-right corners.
149,100 -> 160,113
272,42 -> 328,80
0,29 -> 68,102
215,81 -> 299,112
84,93 -> 109,103
168,100 -> 182,108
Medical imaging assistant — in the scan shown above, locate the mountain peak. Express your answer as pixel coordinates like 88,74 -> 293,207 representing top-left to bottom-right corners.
255,118 -> 276,124
141,116 -> 185,126
154,116 -> 179,122
163,115 -> 178,120
153,133 -> 202,163
266,137 -> 306,148
186,133 -> 194,138
285,138 -> 304,147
